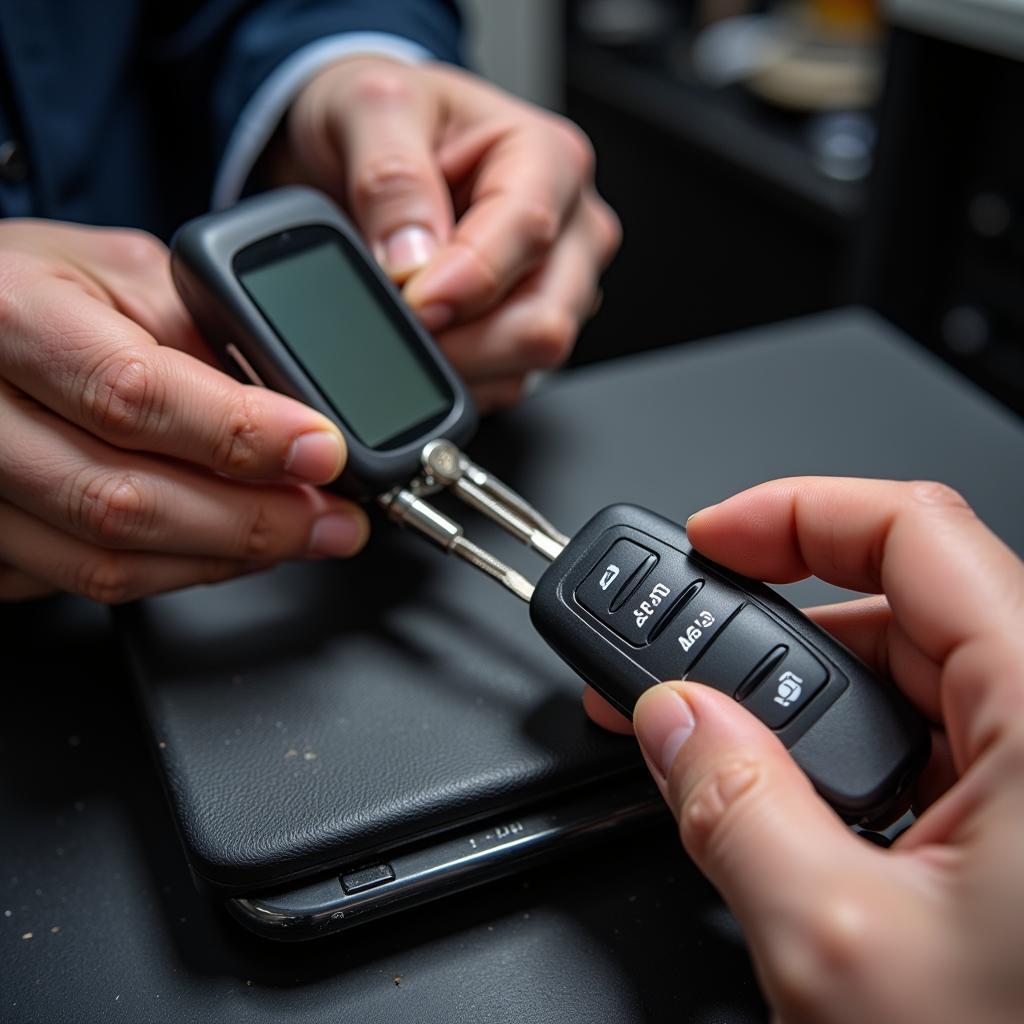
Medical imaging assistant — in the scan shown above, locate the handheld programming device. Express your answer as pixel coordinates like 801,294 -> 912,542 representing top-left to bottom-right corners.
171,187 -> 476,497
171,188 -> 929,847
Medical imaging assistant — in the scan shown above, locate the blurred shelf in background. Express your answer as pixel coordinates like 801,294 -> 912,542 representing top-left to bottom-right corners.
858,6 -> 1024,415
567,42 -> 867,226
564,0 -> 1024,415
565,0 -> 875,365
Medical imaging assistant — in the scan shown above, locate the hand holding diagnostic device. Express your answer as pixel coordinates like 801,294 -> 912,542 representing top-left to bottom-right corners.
172,188 -> 929,831
172,188 -> 476,497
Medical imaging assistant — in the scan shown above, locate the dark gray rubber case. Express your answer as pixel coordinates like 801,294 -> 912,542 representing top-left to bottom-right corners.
170,186 -> 476,497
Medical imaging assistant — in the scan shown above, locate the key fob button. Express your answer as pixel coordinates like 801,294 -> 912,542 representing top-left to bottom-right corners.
743,645 -> 828,728
600,548 -> 702,644
682,604 -> 787,693
608,554 -> 658,612
644,584 -> 745,674
575,539 -> 656,616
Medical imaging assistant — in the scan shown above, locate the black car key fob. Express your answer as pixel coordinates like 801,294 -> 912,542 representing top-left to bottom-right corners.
530,504 -> 930,826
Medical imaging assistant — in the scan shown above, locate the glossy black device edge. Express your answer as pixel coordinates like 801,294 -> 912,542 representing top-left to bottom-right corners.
530,504 -> 931,827
170,186 -> 477,498
224,772 -> 666,941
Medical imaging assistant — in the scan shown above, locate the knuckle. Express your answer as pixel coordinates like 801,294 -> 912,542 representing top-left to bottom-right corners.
594,200 -> 623,261
908,480 -> 972,512
677,758 -> 762,856
521,308 -> 577,368
351,154 -> 430,207
104,229 -> 167,271
80,353 -> 160,437
236,501 -> 282,559
215,391 -> 265,475
74,553 -> 137,605
513,199 -> 560,254
551,118 -> 596,178
72,468 -> 149,546
350,67 -> 416,107
802,892 -> 875,975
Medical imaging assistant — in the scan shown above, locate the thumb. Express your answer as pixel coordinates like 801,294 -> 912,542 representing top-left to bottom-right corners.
327,64 -> 454,284
634,681 -> 870,944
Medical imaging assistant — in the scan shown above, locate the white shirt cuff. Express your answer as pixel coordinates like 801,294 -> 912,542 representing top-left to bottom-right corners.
212,32 -> 433,209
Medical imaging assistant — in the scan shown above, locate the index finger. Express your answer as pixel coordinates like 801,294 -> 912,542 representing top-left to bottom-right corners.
6,276 -> 347,485
686,477 -> 1024,667
687,478 -> 1024,772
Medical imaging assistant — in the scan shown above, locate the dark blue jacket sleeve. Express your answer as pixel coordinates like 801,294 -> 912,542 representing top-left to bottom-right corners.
207,0 -> 462,171
0,0 -> 461,236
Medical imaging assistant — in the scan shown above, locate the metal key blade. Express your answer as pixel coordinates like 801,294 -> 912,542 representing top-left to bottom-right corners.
379,488 -> 534,603
449,535 -> 535,603
420,440 -> 567,560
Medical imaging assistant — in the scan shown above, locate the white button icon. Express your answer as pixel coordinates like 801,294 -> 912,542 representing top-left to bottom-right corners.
774,670 -> 803,707
598,564 -> 620,591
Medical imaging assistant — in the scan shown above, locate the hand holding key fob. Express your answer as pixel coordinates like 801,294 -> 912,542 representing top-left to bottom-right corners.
531,504 -> 930,826
171,187 -> 929,831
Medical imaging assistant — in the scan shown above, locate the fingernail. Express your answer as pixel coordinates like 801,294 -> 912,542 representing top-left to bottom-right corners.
415,302 -> 455,333
634,684 -> 695,781
382,225 -> 437,279
285,430 -> 344,484
308,512 -> 367,557
686,504 -> 717,531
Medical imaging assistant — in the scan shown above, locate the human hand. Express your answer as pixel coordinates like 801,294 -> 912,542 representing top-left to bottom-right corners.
0,220 -> 369,603
585,478 -> 1024,1023
282,56 -> 621,411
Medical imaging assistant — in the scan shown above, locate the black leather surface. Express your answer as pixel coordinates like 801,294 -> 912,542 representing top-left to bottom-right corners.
5,309 -> 1024,1023
117,513 -> 644,892
1,594 -> 766,1024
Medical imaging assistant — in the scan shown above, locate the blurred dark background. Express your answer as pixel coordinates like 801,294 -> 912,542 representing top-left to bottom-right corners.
464,0 -> 1024,415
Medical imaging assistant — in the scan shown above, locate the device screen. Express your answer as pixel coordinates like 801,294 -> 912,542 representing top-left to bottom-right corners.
235,225 -> 452,450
